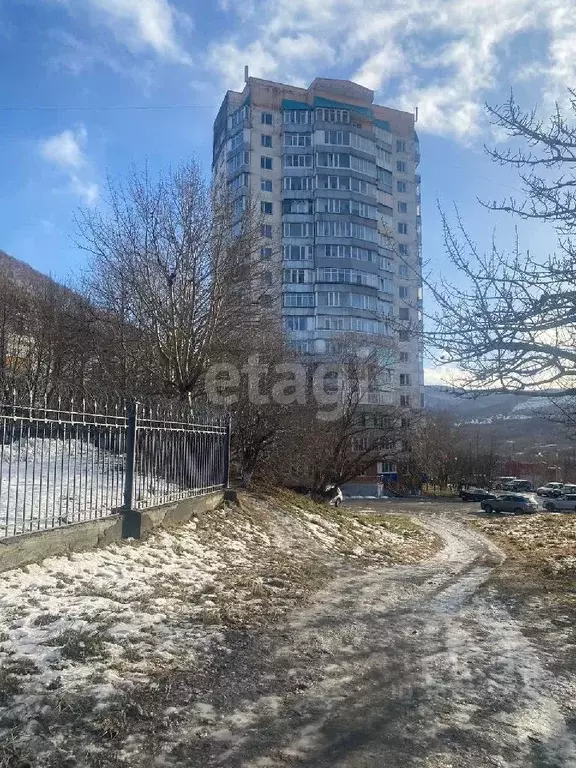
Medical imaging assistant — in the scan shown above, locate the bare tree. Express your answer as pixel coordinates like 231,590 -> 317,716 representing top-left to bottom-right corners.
0,257 -> 98,400
428,91 -> 576,398
284,335 -> 412,494
78,161 -> 271,400
410,411 -> 500,490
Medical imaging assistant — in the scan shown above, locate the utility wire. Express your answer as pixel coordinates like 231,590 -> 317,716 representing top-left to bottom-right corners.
0,104 -> 217,112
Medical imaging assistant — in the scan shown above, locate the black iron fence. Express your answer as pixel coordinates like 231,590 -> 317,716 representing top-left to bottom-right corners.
0,395 -> 229,539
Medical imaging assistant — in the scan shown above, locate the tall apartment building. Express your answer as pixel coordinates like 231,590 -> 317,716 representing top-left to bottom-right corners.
213,76 -> 424,488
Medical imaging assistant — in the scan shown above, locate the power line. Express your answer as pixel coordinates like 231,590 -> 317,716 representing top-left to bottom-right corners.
0,104 -> 218,112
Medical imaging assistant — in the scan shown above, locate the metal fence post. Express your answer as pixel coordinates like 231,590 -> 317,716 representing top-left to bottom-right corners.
224,413 -> 231,489
122,401 -> 141,538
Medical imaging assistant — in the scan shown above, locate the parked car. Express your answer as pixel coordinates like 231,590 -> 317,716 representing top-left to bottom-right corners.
536,482 -> 565,497
323,485 -> 343,507
508,480 -> 533,492
543,494 -> 576,512
481,494 -> 539,515
492,477 -> 518,490
459,488 -> 498,502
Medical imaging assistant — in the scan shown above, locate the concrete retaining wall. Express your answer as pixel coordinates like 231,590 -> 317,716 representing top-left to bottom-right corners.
0,491 -> 223,574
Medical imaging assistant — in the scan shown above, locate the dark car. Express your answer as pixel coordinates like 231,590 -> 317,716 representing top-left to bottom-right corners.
509,480 -> 533,492
459,488 -> 498,502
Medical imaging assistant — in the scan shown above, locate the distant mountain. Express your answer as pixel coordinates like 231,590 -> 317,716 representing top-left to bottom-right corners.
424,386 -> 552,423
0,250 -> 80,305
424,385 -> 572,457
0,250 -> 56,288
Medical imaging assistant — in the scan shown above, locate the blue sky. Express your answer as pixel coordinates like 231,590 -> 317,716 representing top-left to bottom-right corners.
0,0 -> 572,380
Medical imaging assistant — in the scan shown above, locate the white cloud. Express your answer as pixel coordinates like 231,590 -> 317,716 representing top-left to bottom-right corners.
48,0 -> 192,65
207,0 -> 576,141
88,0 -> 191,61
40,126 -> 99,204
40,126 -> 87,170
70,175 -> 99,205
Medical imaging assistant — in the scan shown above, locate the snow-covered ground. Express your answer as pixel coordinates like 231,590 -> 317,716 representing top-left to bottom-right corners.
0,494 -> 439,765
0,437 -> 185,538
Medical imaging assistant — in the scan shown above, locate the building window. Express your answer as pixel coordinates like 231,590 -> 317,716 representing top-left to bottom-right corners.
317,316 -> 381,334
283,245 -> 313,260
284,133 -> 312,147
292,339 -> 313,354
399,307 -> 410,320
261,271 -> 272,287
228,172 -> 249,192
396,139 -> 406,152
261,156 -> 273,170
284,154 -> 313,168
284,316 -> 309,331
400,373 -> 411,386
317,267 -> 379,288
397,181 -> 407,193
227,151 -> 250,173
398,202 -> 408,213
398,243 -> 409,255
229,132 -> 244,151
317,175 -> 372,195
261,201 -> 273,215
315,108 -> 350,124
316,198 -> 377,218
261,225 -> 272,238
397,160 -> 407,172
399,352 -> 409,362
283,199 -> 313,214
400,395 -> 411,407
399,265 -> 409,277
283,176 -> 315,191
261,179 -> 273,192
420,393 -> 425,408
316,220 -> 380,243
260,247 -> 272,260
322,244 -> 378,263
283,268 -> 308,284
283,222 -> 313,238
399,330 -> 410,342
398,222 -> 408,234
401,417 -> 410,428
378,167 -> 393,192
261,112 -> 273,125
261,134 -> 272,148
283,292 -> 314,307
283,110 -> 311,124
399,286 -> 409,299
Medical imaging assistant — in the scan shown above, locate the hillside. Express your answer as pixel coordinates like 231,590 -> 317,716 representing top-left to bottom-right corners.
0,249 -> 69,293
425,385 -> 573,457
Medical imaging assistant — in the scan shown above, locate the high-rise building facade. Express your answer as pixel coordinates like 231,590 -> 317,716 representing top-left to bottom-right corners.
213,76 -> 424,438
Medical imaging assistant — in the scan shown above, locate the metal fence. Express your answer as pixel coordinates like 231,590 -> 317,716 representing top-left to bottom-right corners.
0,395 -> 229,539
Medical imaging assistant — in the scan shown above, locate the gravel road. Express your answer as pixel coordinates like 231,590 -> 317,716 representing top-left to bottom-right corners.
156,500 -> 576,768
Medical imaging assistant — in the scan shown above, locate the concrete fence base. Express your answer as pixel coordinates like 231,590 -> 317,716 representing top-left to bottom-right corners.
0,491 -> 223,574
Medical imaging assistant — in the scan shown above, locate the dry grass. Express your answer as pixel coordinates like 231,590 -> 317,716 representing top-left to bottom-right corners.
472,513 -> 576,581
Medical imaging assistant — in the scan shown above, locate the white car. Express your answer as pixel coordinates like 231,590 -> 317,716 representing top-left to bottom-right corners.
536,482 -> 565,497
543,494 -> 576,512
325,486 -> 344,507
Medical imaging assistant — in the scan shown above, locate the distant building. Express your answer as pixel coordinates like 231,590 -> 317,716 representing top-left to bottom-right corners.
213,75 -> 424,494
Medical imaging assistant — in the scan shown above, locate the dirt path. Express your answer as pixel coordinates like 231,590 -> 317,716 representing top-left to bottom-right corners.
155,502 -> 576,767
